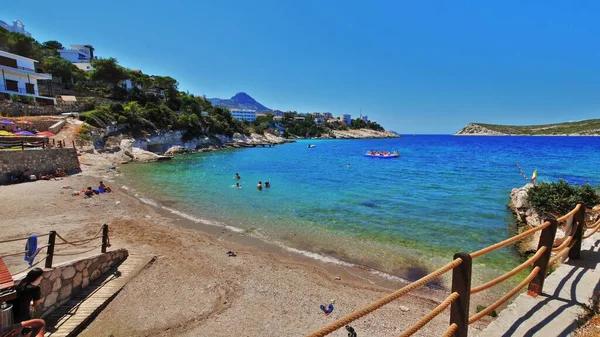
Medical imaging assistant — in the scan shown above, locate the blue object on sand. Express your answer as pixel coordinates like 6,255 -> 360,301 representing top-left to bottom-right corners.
24,235 -> 38,266
320,303 -> 334,315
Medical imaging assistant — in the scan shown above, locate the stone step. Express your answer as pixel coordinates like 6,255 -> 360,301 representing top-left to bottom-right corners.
44,254 -> 155,337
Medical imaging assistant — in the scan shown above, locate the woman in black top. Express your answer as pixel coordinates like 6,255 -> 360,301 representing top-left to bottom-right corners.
6,268 -> 46,337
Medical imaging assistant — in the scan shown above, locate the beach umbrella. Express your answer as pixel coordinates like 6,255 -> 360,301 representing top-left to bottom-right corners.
0,119 -> 15,125
14,131 -> 35,136
36,131 -> 55,137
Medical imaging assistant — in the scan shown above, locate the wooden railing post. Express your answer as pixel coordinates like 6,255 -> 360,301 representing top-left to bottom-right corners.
527,218 -> 558,296
101,224 -> 109,253
21,140 -> 24,150
569,203 -> 586,260
45,231 -> 56,268
449,252 -> 472,337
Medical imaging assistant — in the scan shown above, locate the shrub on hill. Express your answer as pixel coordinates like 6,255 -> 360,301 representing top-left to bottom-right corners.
527,180 -> 600,215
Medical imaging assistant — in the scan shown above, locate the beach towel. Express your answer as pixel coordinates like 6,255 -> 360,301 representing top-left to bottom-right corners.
24,235 -> 40,266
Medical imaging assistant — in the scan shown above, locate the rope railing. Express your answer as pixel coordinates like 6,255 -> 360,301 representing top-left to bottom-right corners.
11,255 -> 49,276
398,292 -> 459,337
442,323 -> 458,337
557,204 -> 582,222
0,224 -> 110,271
549,247 -> 571,265
0,233 -> 49,244
583,219 -> 600,238
468,266 -> 540,324
305,258 -> 463,337
470,246 -> 546,295
585,218 -> 600,230
470,220 -> 551,259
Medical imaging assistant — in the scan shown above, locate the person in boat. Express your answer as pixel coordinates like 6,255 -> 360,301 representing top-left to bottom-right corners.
265,181 -> 270,188
257,181 -> 263,191
235,173 -> 241,180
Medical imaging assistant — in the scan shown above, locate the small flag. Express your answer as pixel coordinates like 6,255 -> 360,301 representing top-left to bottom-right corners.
531,169 -> 538,183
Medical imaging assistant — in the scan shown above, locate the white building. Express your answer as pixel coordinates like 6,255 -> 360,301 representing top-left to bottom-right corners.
0,20 -> 31,37
360,115 -> 369,122
0,50 -> 56,104
341,114 -> 352,126
58,45 -> 96,72
321,112 -> 333,119
230,109 -> 257,122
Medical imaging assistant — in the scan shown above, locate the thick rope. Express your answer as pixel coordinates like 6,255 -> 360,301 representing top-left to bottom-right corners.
12,255 -> 48,275
583,221 -> 600,238
471,221 -> 551,259
0,233 -> 49,244
549,247 -> 571,265
55,227 -> 104,246
469,267 -> 540,324
0,244 -> 50,259
471,246 -> 546,294
585,218 -> 600,230
586,208 -> 600,214
441,323 -> 458,337
397,292 -> 458,337
305,258 -> 463,337
557,204 -> 582,222
552,235 -> 574,252
54,243 -> 102,257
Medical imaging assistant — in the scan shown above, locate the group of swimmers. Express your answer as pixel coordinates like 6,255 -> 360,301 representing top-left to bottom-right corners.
234,173 -> 271,191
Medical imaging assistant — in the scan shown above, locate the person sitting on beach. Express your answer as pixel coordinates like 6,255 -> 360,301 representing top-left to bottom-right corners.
257,181 -> 263,191
84,187 -> 94,197
235,173 -> 241,180
99,181 -> 112,193
264,181 -> 271,188
236,183 -> 242,189
7,268 -> 46,337
39,172 -> 55,180
54,168 -> 67,177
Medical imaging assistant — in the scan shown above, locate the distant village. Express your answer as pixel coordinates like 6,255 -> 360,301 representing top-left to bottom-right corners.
230,109 -> 368,125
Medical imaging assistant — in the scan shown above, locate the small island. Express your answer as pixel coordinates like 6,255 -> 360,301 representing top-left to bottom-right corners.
455,120 -> 600,136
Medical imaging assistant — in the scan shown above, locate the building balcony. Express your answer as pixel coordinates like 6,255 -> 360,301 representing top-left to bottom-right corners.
0,85 -> 56,103
0,64 -> 52,79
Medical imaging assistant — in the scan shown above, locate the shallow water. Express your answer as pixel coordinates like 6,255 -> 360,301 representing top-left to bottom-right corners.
118,136 -> 600,287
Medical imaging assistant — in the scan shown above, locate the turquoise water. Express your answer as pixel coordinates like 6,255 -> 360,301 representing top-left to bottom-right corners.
118,136 -> 600,286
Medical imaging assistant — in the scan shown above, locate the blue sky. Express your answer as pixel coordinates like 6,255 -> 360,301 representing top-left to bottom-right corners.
4,1 -> 600,133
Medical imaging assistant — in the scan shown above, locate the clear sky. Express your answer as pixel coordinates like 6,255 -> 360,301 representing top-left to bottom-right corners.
4,1 -> 600,133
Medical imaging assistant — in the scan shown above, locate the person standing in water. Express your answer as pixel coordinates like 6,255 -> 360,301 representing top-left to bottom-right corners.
257,181 -> 263,191
235,183 -> 242,189
235,173 -> 241,180
264,181 -> 270,188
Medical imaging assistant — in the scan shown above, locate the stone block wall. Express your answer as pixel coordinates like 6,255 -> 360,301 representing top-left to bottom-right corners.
47,120 -> 66,134
0,101 -> 85,117
13,249 -> 129,316
0,148 -> 80,184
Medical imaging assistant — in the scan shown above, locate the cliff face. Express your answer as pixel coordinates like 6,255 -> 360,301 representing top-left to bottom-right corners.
455,123 -> 506,136
327,129 -> 399,139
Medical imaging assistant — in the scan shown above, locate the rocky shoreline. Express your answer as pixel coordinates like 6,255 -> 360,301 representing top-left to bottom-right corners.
508,184 -> 600,254
456,123 -> 600,136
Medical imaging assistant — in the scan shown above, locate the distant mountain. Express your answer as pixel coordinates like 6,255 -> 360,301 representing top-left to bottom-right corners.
208,92 -> 271,112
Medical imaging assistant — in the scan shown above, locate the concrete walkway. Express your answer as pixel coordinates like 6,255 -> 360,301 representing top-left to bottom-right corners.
477,233 -> 600,337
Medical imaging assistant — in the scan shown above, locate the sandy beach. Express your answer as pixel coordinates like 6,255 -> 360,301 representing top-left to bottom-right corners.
0,153 -> 491,337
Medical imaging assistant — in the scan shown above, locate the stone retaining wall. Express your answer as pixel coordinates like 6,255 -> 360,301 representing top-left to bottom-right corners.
0,101 -> 85,117
13,249 -> 129,316
0,148 -> 80,185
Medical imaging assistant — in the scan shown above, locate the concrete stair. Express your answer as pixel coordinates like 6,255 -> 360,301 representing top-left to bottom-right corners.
44,254 -> 155,337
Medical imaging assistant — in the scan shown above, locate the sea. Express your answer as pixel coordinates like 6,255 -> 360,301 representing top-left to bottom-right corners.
116,135 -> 600,289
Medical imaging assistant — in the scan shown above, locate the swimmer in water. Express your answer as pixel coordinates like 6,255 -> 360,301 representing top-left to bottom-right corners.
264,181 -> 270,188
236,183 -> 242,189
257,181 -> 263,191
235,173 -> 241,180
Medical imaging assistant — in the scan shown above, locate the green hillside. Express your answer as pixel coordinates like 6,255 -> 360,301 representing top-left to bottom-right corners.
475,119 -> 600,135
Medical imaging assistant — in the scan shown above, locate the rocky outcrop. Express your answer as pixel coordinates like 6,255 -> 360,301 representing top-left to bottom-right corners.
329,129 -> 399,139
508,184 -> 600,254
455,123 -> 506,136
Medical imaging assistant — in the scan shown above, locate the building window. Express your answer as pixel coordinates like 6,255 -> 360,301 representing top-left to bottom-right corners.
5,79 -> 18,92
